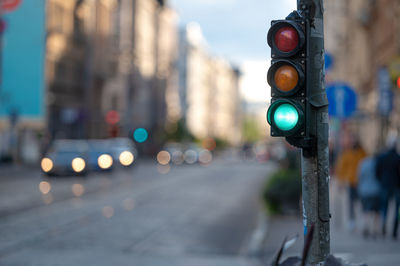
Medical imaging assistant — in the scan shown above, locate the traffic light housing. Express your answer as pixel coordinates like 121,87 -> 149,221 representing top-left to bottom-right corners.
266,12 -> 309,143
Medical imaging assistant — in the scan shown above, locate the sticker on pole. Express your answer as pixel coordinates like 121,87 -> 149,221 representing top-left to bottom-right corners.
377,67 -> 393,116
326,82 -> 357,119
1,0 -> 22,13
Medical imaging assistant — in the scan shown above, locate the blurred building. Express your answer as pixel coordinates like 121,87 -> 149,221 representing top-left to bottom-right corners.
46,0 -> 120,139
325,0 -> 400,152
46,0 -> 178,149
178,23 -> 242,145
210,58 -> 241,144
0,0 -> 46,163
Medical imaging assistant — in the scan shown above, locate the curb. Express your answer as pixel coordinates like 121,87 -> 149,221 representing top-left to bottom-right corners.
242,210 -> 269,257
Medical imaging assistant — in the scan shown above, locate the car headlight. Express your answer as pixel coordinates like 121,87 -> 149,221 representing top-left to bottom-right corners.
98,154 -> 113,169
72,157 -> 86,173
119,151 -> 134,166
41,158 -> 53,173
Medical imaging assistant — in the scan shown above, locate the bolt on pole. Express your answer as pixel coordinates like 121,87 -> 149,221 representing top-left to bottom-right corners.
297,0 -> 330,264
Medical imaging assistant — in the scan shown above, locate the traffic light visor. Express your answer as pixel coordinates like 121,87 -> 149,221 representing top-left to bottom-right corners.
267,20 -> 305,57
267,100 -> 304,135
274,26 -> 299,53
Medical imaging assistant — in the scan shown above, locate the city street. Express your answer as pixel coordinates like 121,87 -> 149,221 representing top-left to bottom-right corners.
0,159 -> 274,266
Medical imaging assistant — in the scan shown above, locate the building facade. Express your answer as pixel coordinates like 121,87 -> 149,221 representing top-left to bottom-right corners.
46,0 -> 179,149
325,0 -> 400,152
178,24 -> 242,145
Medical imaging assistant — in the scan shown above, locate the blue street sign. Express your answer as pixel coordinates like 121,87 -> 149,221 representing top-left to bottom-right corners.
325,52 -> 333,72
377,67 -> 393,116
0,0 -> 45,120
326,82 -> 357,119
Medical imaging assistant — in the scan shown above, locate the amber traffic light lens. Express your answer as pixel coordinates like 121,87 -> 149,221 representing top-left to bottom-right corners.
274,65 -> 299,92
274,26 -> 299,52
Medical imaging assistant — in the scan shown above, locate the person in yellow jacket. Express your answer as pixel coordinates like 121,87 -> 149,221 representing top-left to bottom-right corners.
335,139 -> 368,230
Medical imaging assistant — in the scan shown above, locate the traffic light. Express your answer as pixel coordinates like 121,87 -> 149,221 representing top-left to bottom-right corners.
266,12 -> 307,139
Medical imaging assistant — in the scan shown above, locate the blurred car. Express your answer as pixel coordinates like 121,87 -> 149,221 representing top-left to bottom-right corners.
87,140 -> 114,171
107,138 -> 138,167
40,139 -> 89,176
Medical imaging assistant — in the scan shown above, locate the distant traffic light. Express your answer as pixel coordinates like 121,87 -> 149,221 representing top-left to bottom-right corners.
266,13 -> 307,138
105,110 -> 120,125
133,128 -> 148,143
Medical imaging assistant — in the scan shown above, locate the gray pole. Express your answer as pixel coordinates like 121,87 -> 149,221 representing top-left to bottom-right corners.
297,0 -> 330,264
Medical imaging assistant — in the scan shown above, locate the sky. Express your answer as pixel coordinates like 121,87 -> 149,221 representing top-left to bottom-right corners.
170,0 -> 297,103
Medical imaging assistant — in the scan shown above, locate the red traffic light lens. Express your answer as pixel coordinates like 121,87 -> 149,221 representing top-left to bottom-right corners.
274,65 -> 299,92
274,26 -> 299,53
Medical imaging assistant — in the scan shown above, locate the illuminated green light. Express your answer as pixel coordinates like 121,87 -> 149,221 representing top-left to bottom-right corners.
273,103 -> 299,131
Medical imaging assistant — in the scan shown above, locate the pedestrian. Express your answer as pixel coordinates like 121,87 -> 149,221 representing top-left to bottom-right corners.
375,137 -> 400,239
335,138 -> 367,231
357,155 -> 381,238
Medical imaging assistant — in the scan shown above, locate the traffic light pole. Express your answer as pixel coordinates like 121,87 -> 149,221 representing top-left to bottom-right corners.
297,0 -> 330,264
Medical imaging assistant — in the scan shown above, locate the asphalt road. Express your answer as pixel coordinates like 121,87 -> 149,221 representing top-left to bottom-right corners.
0,159 -> 275,266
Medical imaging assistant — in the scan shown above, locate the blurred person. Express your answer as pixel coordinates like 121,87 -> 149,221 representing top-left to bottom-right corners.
335,138 -> 367,231
329,137 -> 338,176
375,137 -> 400,239
357,155 -> 381,238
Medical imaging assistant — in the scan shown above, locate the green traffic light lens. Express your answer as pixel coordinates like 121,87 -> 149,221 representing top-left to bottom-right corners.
273,103 -> 299,131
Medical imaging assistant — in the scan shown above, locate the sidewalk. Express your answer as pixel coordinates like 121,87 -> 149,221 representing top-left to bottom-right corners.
261,215 -> 400,266
259,181 -> 400,266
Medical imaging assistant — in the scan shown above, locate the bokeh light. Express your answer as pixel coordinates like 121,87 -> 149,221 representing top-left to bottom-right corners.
102,206 -> 114,218
183,150 -> 197,164
119,151 -> 134,166
133,128 -> 148,143
72,158 -> 86,173
199,150 -> 213,165
157,164 -> 170,174
41,158 -> 53,173
171,150 -> 184,165
98,154 -> 113,169
157,150 -> 171,165
39,181 -> 52,195
42,193 -> 53,205
72,184 -> 85,197
202,137 -> 216,151
123,198 -> 135,211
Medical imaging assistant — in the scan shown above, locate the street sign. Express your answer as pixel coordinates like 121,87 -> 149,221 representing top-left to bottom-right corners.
326,82 -> 357,119
0,0 -> 45,121
324,52 -> 333,72
377,67 -> 393,116
1,0 -> 21,13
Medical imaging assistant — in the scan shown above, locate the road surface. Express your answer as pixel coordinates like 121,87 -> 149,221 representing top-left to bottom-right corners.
0,159 -> 275,266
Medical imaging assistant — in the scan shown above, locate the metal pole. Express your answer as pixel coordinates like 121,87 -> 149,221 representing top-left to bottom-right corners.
297,0 -> 330,264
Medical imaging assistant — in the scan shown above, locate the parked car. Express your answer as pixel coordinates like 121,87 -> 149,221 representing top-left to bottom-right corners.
107,138 -> 138,167
87,140 -> 114,171
40,139 -> 88,176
